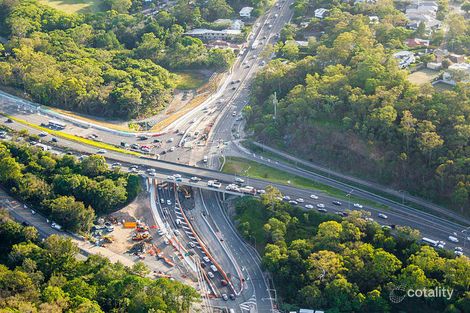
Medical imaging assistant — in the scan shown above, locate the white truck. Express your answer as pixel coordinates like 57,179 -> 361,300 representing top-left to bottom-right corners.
208,180 -> 222,188
239,186 -> 256,195
251,40 -> 259,50
51,222 -> 63,231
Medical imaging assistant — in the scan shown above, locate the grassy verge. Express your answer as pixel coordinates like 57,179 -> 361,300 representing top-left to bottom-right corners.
2,114 -> 141,156
222,156 -> 389,210
242,141 -> 464,222
174,71 -> 208,90
150,73 -> 222,132
38,0 -> 102,13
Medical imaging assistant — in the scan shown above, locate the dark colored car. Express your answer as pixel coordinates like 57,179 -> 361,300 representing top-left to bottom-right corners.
332,201 -> 342,206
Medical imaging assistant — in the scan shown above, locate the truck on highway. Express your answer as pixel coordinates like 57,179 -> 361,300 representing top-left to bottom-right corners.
239,186 -> 256,195
422,237 -> 440,247
207,180 -> 222,188
251,40 -> 259,50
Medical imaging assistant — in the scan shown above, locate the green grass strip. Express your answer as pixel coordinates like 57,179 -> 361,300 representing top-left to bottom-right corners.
2,114 -> 141,156
222,156 -> 389,210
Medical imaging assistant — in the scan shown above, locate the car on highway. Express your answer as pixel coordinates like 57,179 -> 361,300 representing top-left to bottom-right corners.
310,194 -> 319,199
6,118 -> 13,123
157,230 -> 164,236
210,265 -> 218,272
234,177 -> 245,183
288,200 -> 298,205
365,217 -> 374,222
160,198 -> 164,204
203,256 -> 210,263
296,198 -> 304,203
174,174 -> 182,179
207,272 -> 214,279
305,204 -> 314,209
257,189 -> 266,194
229,294 -> 236,300
190,176 -> 201,182
455,250 -> 464,256
353,203 -> 363,208
316,203 -> 325,208
51,222 -> 62,231
39,132 -> 47,137
448,236 -> 459,243
317,208 -> 327,213
332,201 -> 342,206
455,246 -> 463,252
232,111 -> 237,116
167,175 -> 174,180
111,162 -> 121,168
167,200 -> 171,205
378,213 -> 388,219
170,146 -> 175,152
282,196 -> 291,201
51,137 -> 58,142
97,149 -> 106,154
222,294 -> 229,301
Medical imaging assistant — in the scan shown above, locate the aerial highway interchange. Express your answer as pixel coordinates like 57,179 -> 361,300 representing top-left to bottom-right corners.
0,0 -> 469,312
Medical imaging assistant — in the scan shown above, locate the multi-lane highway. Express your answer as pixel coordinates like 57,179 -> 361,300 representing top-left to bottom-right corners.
1,0 -> 470,311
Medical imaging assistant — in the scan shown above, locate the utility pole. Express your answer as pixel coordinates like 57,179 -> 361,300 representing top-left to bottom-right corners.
272,92 -> 278,120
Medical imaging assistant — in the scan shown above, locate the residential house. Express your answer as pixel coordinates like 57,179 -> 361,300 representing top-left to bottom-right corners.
213,19 -> 245,30
239,6 -> 254,18
449,53 -> 465,64
393,50 -> 416,68
185,28 -> 242,41
369,15 -> 379,23
406,38 -> 430,47
442,63 -> 470,85
314,8 -> 328,19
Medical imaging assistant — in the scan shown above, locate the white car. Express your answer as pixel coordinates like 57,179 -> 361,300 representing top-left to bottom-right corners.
190,176 -> 201,182
378,213 -> 388,219
353,203 -> 363,208
310,194 -> 319,200
174,174 -> 182,178
210,265 -> 218,272
234,177 -> 245,183
170,146 -> 175,152
97,149 -> 106,154
157,230 -> 164,236
316,203 -> 325,208
167,175 -> 174,180
203,256 -> 210,263
296,198 -> 304,203
257,189 -> 266,194
160,198 -> 164,204
288,200 -> 298,205
448,236 -> 459,243
305,204 -> 314,209
455,247 -> 463,252
365,217 -> 374,222
455,251 -> 464,256
207,271 -> 214,279
167,200 -> 171,205
282,196 -> 291,201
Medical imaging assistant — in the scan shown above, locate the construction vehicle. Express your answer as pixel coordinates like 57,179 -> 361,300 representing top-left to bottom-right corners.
123,221 -> 137,228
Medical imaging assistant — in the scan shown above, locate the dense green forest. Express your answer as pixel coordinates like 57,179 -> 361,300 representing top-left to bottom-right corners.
234,186 -> 470,312
0,136 -> 140,232
0,210 -> 200,312
246,1 -> 470,211
0,0 -> 239,119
